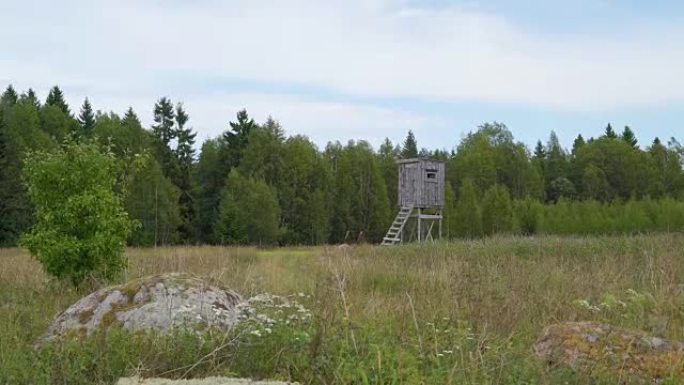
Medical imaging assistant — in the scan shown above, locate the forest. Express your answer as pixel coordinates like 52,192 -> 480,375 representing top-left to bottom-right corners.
1,84 -> 683,247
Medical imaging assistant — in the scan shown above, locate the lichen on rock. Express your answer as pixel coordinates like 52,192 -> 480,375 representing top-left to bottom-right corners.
41,273 -> 244,342
534,321 -> 684,380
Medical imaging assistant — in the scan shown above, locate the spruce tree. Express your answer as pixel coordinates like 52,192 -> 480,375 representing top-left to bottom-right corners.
151,97 -> 176,177
400,130 -> 418,158
45,86 -> 71,116
0,109 -> 11,244
533,140 -> 546,159
77,97 -> 95,137
222,109 -> 257,169
1,85 -> 18,107
604,123 -> 617,139
173,103 -> 197,242
25,89 -> 41,110
122,107 -> 141,127
571,134 -> 585,157
621,126 -> 638,148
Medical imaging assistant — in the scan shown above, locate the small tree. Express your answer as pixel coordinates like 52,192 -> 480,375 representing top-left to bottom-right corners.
21,140 -> 134,286
454,178 -> 483,238
481,184 -> 513,236
214,169 -> 280,245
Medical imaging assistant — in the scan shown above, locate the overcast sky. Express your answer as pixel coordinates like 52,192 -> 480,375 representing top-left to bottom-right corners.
1,0 -> 683,151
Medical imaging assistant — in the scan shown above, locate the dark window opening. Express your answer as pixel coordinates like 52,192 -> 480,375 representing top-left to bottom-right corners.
426,172 -> 436,179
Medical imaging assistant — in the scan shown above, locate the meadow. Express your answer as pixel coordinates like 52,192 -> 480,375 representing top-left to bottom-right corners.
2,234 -> 684,384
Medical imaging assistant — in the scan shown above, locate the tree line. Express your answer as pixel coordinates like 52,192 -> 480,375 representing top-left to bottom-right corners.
1,84 -> 683,247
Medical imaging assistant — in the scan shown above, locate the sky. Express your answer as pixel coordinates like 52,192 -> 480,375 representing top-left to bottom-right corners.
1,0 -> 683,152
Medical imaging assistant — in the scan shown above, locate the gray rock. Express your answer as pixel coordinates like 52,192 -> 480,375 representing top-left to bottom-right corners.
41,273 -> 244,342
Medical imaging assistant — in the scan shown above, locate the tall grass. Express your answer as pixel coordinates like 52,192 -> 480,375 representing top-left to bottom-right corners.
2,235 -> 684,384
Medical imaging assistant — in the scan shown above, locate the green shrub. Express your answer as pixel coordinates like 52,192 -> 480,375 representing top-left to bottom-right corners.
21,140 -> 134,286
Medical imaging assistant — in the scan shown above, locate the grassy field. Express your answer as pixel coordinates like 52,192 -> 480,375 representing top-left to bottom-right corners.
2,235 -> 684,384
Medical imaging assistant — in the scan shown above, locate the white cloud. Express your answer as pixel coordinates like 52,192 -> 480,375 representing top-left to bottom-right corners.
1,0 -> 682,146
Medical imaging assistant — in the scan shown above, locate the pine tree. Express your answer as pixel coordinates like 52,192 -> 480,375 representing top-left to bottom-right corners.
400,130 -> 418,158
604,123 -> 617,139
45,86 -> 71,116
77,97 -> 95,136
1,85 -> 18,107
621,126 -> 638,148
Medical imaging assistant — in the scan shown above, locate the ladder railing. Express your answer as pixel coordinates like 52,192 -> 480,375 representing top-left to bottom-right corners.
381,206 -> 413,245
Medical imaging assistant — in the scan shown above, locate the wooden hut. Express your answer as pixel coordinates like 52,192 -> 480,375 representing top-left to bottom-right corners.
382,158 -> 445,245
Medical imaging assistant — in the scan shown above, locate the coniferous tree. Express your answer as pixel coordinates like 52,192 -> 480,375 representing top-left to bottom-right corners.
571,134 -> 585,157
400,130 -> 419,159
1,85 -> 18,108
24,89 -> 41,110
45,86 -> 71,116
604,123 -> 617,139
378,138 -> 399,212
173,103 -> 197,242
77,97 -> 95,137
621,126 -> 638,148
122,107 -> 140,126
151,97 -> 176,177
222,109 -> 257,170
533,140 -> 546,159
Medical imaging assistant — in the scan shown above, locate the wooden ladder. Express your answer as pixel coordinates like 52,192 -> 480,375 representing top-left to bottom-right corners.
381,206 -> 413,245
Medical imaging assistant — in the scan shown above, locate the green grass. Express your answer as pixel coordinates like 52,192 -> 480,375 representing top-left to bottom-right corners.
2,235 -> 684,384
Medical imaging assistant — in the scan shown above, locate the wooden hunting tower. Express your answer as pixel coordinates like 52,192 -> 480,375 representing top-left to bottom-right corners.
382,158 -> 445,245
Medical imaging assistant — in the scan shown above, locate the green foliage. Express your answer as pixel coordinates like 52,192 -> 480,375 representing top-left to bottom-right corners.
513,198 -> 542,235
39,104 -> 79,141
603,123 -> 617,139
449,122 -> 543,199
44,86 -> 71,116
481,184 -> 513,235
195,139 -> 224,244
214,169 -> 281,245
77,97 -> 95,137
400,130 -> 418,159
124,158 -> 181,246
622,125 -> 638,148
0,85 -> 18,108
453,178 -> 483,238
222,109 -> 257,169
21,141 -> 134,285
328,141 -> 390,243
1,84 -> 684,246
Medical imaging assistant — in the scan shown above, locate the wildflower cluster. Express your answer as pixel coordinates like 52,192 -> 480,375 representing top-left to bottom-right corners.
572,289 -> 656,327
236,292 -> 313,343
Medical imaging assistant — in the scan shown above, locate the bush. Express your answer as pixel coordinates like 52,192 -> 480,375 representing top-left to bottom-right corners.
21,140 -> 133,286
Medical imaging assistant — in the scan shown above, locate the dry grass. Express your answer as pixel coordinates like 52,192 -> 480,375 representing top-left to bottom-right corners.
3,234 -> 684,384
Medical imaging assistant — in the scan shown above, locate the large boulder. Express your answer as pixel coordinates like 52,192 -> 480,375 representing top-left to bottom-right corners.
534,322 -> 684,380
41,273 -> 244,342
